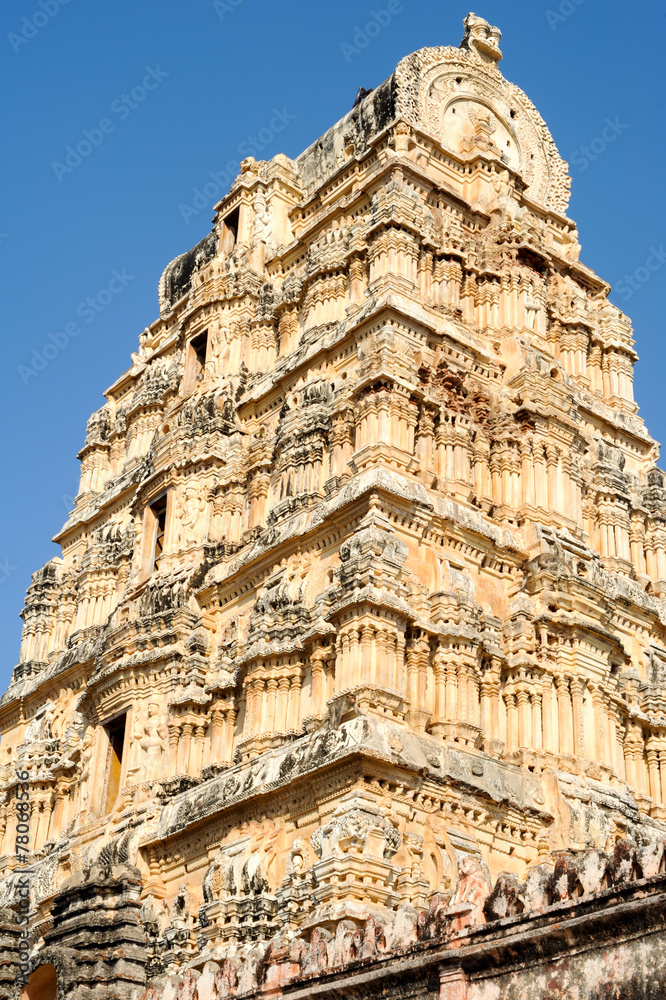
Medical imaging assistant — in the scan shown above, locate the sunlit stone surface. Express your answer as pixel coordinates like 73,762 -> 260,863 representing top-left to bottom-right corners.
2,14 -> 665,1000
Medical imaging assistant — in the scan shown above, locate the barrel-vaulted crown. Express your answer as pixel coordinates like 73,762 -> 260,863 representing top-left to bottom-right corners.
389,13 -> 570,214
296,12 -> 570,215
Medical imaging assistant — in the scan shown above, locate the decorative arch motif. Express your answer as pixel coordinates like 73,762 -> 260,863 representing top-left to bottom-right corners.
393,44 -> 571,214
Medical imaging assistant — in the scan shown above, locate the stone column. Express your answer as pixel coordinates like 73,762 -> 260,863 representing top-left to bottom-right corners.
555,675 -> 573,756
505,691 -> 518,752
615,717 -> 627,781
376,628 -> 389,689
416,406 -> 434,473
177,722 -> 193,774
534,444 -> 548,509
418,249 -> 433,302
334,631 -> 345,693
266,677 -> 278,735
623,724 -> 641,792
516,687 -> 531,749
359,625 -> 373,687
466,669 -> 479,727
348,628 -> 361,688
405,396 -> 419,457
546,446 -> 561,512
489,450 -> 502,506
531,690 -> 543,751
223,707 -> 237,764
348,256 -> 366,304
287,666 -> 304,733
480,679 -> 493,744
630,512 -> 646,575
646,743 -> 661,805
310,646 -> 330,720
445,660 -> 459,722
167,722 -> 180,772
439,967 -> 468,1000
571,677 -> 584,758
458,664 -> 468,722
192,723 -> 207,776
406,636 -> 419,707
433,650 -> 447,724
591,687 -> 608,766
209,705 -> 225,764
541,675 -> 554,753
276,677 -> 290,734
520,440 -> 535,506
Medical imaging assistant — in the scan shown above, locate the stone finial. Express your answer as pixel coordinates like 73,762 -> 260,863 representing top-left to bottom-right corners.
460,12 -> 502,65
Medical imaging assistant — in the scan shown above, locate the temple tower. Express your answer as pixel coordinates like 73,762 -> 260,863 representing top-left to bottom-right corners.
1,14 -> 665,1000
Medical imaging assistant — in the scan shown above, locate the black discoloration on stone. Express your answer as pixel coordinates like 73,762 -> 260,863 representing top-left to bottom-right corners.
159,229 -> 217,310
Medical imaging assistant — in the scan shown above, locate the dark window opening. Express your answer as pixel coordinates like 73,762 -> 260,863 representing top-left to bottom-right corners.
21,963 -> 57,1000
222,207 -> 240,253
103,713 -> 127,812
151,494 -> 167,571
190,330 -> 208,381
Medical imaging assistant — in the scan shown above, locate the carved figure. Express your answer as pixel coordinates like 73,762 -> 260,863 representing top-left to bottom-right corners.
138,704 -> 166,781
177,483 -> 206,547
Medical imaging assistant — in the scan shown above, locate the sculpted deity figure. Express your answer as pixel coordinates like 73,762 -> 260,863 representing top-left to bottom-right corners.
177,483 -> 206,547
171,883 -> 191,928
78,729 -> 94,818
138,703 -> 166,782
23,703 -> 54,745
55,710 -> 87,771
252,191 -> 273,247
205,326 -> 232,382
453,856 -> 491,924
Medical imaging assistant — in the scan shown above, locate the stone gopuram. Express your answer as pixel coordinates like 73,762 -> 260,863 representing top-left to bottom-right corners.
2,13 -> 666,1000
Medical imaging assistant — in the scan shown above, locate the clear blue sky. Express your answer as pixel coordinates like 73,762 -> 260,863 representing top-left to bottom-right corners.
1,0 -> 665,686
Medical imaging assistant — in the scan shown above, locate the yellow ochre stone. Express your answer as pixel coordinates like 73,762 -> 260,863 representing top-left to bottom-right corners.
3,14 -> 666,1000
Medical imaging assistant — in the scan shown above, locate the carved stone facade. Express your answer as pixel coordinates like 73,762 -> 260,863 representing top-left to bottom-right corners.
1,14 -> 665,1000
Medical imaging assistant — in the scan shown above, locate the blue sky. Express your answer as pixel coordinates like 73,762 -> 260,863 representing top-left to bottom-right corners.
1,0 -> 665,686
